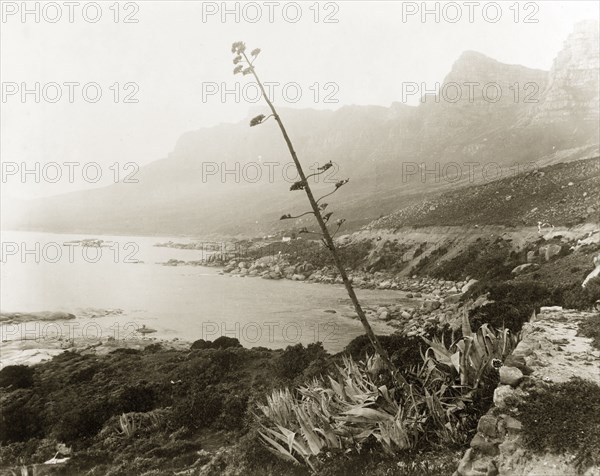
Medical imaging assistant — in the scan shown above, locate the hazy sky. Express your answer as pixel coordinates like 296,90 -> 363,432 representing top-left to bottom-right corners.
1,0 -> 598,200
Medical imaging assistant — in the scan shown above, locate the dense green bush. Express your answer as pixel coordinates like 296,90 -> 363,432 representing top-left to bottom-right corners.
343,333 -> 426,370
0,365 -> 34,389
117,382 -> 158,413
190,336 -> 242,350
216,391 -> 250,430
559,276 -> 600,310
0,390 -> 44,443
247,239 -> 373,270
212,336 -> 243,349
411,246 -> 448,276
190,338 -> 212,350
466,280 -> 558,333
429,240 -> 518,281
274,342 -> 329,381
55,399 -> 114,442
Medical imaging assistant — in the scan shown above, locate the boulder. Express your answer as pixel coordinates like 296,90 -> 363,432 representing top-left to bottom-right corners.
501,415 -> 522,432
422,300 -> 441,312
493,385 -> 526,410
526,250 -> 536,263
540,244 -> 562,261
444,293 -> 463,304
477,415 -> 500,439
511,263 -> 539,276
461,279 -> 478,293
499,366 -> 524,386
470,433 -> 499,456
284,265 -> 296,276
378,311 -> 390,321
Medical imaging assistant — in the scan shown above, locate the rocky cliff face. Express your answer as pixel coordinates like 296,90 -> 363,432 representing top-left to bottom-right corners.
424,50 -> 547,126
530,20 -> 599,125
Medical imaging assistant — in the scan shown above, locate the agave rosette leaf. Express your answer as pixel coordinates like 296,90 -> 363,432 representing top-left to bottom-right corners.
258,428 -> 303,465
293,405 -> 326,455
342,406 -> 394,423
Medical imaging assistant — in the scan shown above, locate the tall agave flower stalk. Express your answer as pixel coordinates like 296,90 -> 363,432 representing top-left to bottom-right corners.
231,42 -> 406,387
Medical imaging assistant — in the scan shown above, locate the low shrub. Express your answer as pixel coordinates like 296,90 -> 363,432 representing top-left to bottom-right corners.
517,378 -> 600,471
172,386 -> 223,430
216,391 -> 250,430
578,313 -> 600,350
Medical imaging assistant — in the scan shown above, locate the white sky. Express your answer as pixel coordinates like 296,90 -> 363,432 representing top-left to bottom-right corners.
1,0 -> 598,201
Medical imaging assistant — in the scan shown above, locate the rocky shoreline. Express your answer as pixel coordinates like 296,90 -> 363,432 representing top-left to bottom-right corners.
162,253 -> 480,337
0,332 -> 189,368
0,308 -> 168,368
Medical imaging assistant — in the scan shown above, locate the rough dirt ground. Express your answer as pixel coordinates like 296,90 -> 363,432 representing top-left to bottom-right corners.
527,308 -> 600,385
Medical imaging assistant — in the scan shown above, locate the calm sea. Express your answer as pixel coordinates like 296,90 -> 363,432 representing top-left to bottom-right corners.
0,230 -> 400,353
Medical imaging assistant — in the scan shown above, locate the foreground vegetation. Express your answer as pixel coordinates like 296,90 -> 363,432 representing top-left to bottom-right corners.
1,308 -> 517,476
2,223 -> 599,474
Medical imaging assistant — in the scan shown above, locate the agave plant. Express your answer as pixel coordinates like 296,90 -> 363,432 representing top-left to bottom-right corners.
256,356 -> 416,470
114,409 -> 164,438
256,311 -> 520,470
117,413 -> 137,438
422,314 -> 518,390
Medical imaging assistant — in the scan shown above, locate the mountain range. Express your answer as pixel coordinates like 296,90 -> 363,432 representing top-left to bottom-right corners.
6,20 -> 598,237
